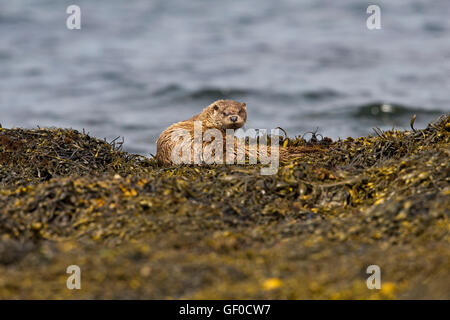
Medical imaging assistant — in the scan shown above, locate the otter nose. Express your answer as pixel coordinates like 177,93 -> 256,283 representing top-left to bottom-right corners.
230,116 -> 238,122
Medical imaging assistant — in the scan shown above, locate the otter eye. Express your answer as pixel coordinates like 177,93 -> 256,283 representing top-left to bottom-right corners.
222,112 -> 227,116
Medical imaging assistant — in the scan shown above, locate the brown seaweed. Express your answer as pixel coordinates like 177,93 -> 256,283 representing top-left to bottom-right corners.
0,115 -> 448,299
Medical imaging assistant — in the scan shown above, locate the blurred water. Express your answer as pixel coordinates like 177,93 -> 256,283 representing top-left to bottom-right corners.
0,0 -> 449,154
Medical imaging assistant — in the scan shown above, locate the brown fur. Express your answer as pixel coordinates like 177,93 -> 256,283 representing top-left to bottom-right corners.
156,100 -> 325,166
156,100 -> 247,166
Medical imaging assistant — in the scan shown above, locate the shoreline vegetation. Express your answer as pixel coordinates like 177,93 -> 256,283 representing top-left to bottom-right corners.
0,115 -> 449,299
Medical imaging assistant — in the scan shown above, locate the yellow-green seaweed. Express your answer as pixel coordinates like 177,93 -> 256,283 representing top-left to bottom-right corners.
0,115 -> 449,299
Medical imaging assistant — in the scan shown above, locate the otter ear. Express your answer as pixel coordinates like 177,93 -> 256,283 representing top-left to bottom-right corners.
213,104 -> 219,111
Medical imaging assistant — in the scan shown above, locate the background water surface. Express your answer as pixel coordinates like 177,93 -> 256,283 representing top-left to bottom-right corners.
0,0 -> 449,154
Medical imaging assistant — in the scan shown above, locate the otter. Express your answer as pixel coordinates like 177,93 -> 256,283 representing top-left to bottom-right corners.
156,99 -> 247,166
156,99 -> 325,169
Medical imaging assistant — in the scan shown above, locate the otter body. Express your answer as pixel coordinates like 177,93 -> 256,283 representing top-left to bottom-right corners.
156,100 -> 323,167
156,100 -> 247,166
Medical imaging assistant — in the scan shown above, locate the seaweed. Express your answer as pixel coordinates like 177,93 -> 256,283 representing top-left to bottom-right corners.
0,115 -> 448,299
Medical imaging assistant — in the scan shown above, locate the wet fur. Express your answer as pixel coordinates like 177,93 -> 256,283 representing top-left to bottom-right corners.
156,100 -> 246,166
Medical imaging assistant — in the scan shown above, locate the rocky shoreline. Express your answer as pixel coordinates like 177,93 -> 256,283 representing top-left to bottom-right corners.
0,115 -> 449,299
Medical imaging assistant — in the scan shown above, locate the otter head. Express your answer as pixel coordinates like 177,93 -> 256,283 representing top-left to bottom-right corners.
204,100 -> 247,130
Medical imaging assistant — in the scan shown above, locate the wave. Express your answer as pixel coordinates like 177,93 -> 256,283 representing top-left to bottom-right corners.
351,102 -> 444,119
300,102 -> 446,124
151,84 -> 343,102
